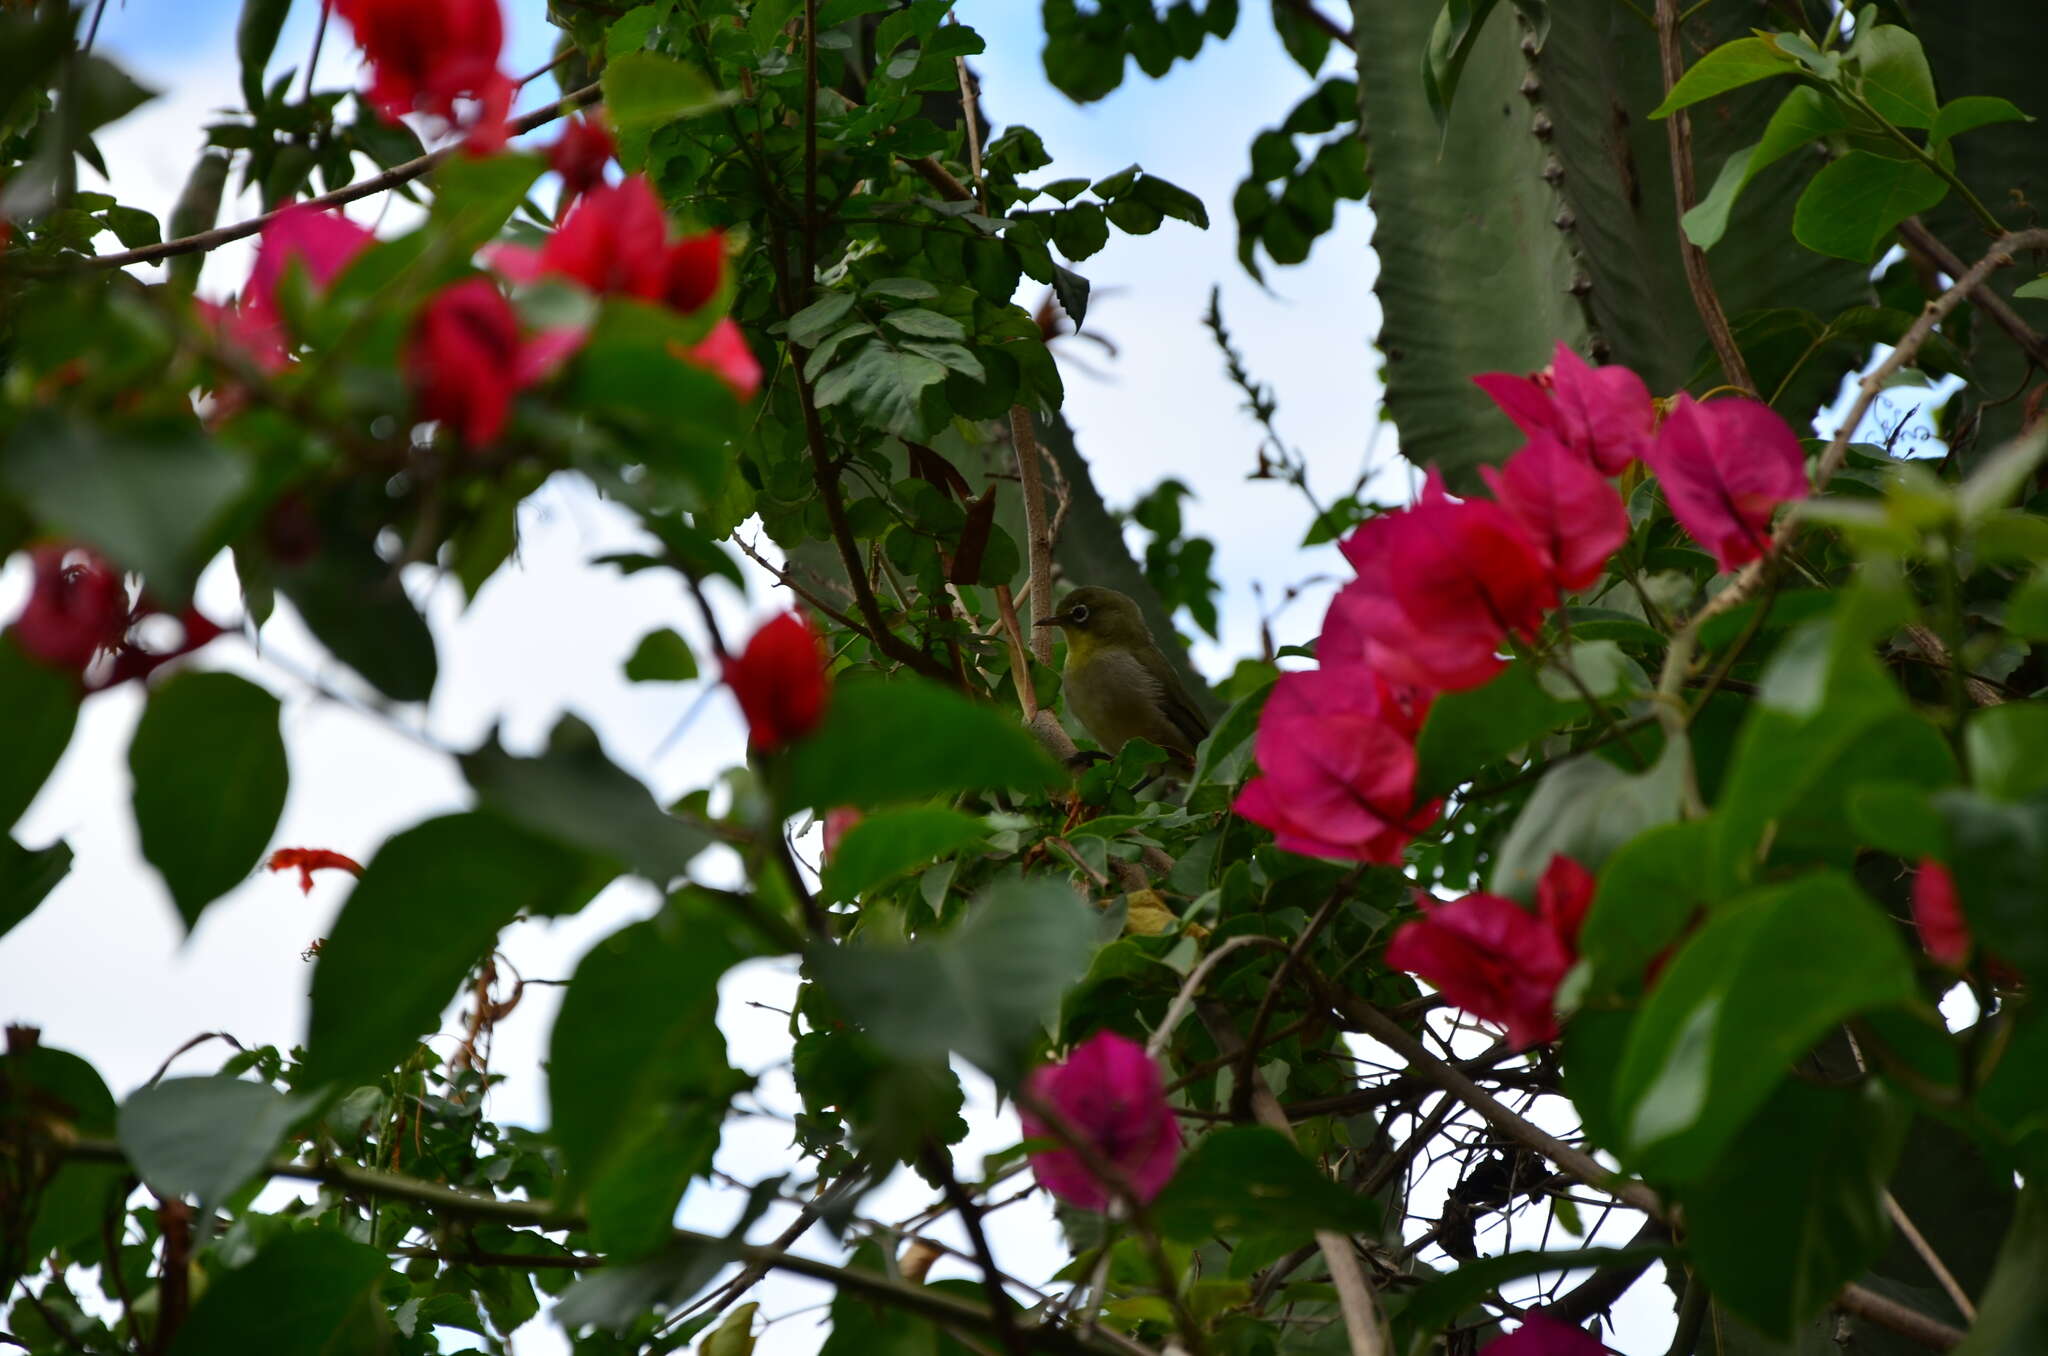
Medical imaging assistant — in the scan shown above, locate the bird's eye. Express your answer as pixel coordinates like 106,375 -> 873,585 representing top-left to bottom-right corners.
1070,604 -> 1090,625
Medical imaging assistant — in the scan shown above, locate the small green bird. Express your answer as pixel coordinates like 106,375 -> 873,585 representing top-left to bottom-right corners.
1035,586 -> 1211,763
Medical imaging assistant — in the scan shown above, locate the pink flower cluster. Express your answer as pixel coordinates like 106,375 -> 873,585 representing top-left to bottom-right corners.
1019,1030 -> 1181,1211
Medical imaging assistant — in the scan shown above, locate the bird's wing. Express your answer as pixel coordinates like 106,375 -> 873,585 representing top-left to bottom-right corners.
1139,645 -> 1212,753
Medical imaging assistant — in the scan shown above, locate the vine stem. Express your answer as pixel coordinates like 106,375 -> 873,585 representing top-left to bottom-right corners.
87,82 -> 602,271
1651,227 -> 2048,739
1652,0 -> 1754,395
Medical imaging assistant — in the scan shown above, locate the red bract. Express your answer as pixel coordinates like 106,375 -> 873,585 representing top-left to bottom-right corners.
1479,433 -> 1629,592
1019,1030 -> 1181,1211
1913,858 -> 1971,970
665,231 -> 724,313
1474,341 -> 1655,475
267,847 -> 366,895
336,0 -> 512,152
205,206 -> 375,384
1232,666 -> 1440,864
1385,855 -> 1594,1050
1324,473 -> 1555,692
725,612 -> 830,752
404,278 -> 573,448
685,318 -> 763,401
491,177 -> 729,318
11,546 -> 129,672
1481,1311 -> 1612,1354
1643,394 -> 1809,573
547,114 -> 616,217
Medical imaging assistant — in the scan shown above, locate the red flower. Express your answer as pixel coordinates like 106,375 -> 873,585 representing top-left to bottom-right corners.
664,231 -> 724,313
1912,858 -> 1970,970
336,0 -> 512,152
725,612 -> 830,752
405,278 -> 571,447
821,808 -> 863,859
1474,341 -> 1656,476
267,847 -> 366,894
684,318 -> 762,401
547,114 -> 616,218
8,546 -> 224,688
1323,472 -> 1556,693
1385,855 -> 1594,1050
1232,666 -> 1440,864
1019,1030 -> 1181,1211
1643,394 -> 1809,573
1481,1311 -> 1613,1354
203,206 -> 375,392
1479,433 -> 1630,592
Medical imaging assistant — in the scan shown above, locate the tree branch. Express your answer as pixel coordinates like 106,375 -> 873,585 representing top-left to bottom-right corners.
88,83 -> 603,271
1652,0 -> 1754,394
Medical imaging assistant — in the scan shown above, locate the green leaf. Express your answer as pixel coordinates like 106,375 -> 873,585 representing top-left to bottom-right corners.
1576,819 -> 1721,995
1612,871 -> 1916,1181
1192,675 -> 1274,788
1393,1244 -> 1669,1355
304,813 -> 613,1085
1967,705 -> 2048,803
167,1230 -> 389,1356
1051,202 -> 1109,261
116,1076 -> 312,1216
1683,87 -> 1849,248
129,671 -> 287,932
1421,0 -> 1507,130
0,835 -> 71,942
1793,151 -> 1948,263
276,515 -> 438,703
426,152 -> 544,256
790,292 -> 857,347
1681,1080 -> 1907,1339
820,806 -> 986,903
1487,741 -> 1686,900
601,50 -> 724,132
0,633 -> 77,831
549,903 -> 747,1253
1931,95 -> 2031,147
554,1238 -> 736,1332
1934,791 -> 2048,981
778,677 -> 1060,811
809,879 -> 1097,1087
625,627 -> 698,682
1414,662 -> 1581,801
235,0 -> 291,110
1650,36 -> 1797,118
1150,1126 -> 1380,1243
1131,173 -> 1210,229
1955,1188 -> 2048,1355
0,413 -> 248,605
13,1045 -> 119,1258
1852,25 -> 1938,129
811,342 -> 949,439
881,308 -> 966,341
567,301 -> 740,495
461,715 -> 711,887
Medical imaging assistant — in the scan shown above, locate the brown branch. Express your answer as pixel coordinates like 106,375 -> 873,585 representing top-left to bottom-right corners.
1653,0 -> 1754,394
923,1146 -> 1030,1356
1278,0 -> 1355,47
1011,406 -> 1057,668
88,82 -> 603,271
906,155 -> 975,203
1897,217 -> 2048,374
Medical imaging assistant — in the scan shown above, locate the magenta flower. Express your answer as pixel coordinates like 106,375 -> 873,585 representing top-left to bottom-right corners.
1643,394 -> 1809,572
1481,1311 -> 1613,1353
1474,341 -> 1656,475
1232,666 -> 1441,864
1479,432 -> 1630,592
1019,1031 -> 1181,1211
1384,855 -> 1595,1050
1912,858 -> 1970,970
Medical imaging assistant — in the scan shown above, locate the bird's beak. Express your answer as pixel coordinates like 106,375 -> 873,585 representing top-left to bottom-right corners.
1032,613 -> 1061,628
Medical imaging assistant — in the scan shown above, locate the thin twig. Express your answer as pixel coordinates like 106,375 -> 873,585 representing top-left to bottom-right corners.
1277,0 -> 1355,46
301,0 -> 332,103
1147,936 -> 1287,1059
1884,1192 -> 1977,1321
925,1147 -> 1030,1356
1896,217 -> 2048,375
1652,0 -> 1754,394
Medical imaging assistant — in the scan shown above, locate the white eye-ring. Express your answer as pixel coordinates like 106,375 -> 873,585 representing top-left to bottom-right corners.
1070,603 -> 1090,625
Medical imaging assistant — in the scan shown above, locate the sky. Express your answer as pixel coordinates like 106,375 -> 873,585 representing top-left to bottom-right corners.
0,2 -> 1679,1352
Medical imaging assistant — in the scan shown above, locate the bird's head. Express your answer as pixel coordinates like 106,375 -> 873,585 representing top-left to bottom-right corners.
1035,586 -> 1153,659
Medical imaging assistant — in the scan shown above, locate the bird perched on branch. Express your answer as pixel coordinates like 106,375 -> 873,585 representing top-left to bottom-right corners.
1035,586 -> 1209,764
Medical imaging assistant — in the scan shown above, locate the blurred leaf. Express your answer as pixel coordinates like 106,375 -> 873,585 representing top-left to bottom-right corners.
0,634 -> 77,832
0,413 -> 247,606
1933,791 -> 2048,981
235,0 -> 292,110
276,514 -> 437,703
1967,705 -> 2048,803
1613,871 -> 1916,1181
167,1229 -> 388,1356
461,714 -> 711,886
778,677 -> 1060,811
1952,1187 -> 2048,1355
625,627 -> 699,683
1487,741 -> 1686,899
0,835 -> 70,942
129,671 -> 287,932
166,151 -> 231,291
304,813 -> 613,1085
820,806 -> 985,904
1415,663 -> 1581,801
12,1046 -> 120,1258
1151,1126 -> 1380,1244
426,152 -> 544,256
1682,1079 -> 1906,1338
117,1076 -> 312,1217
810,880 -> 1096,1087
550,903 -> 747,1254
1576,819 -> 1720,995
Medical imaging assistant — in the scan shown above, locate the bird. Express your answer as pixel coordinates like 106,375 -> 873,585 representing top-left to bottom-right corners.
1035,586 -> 1211,763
